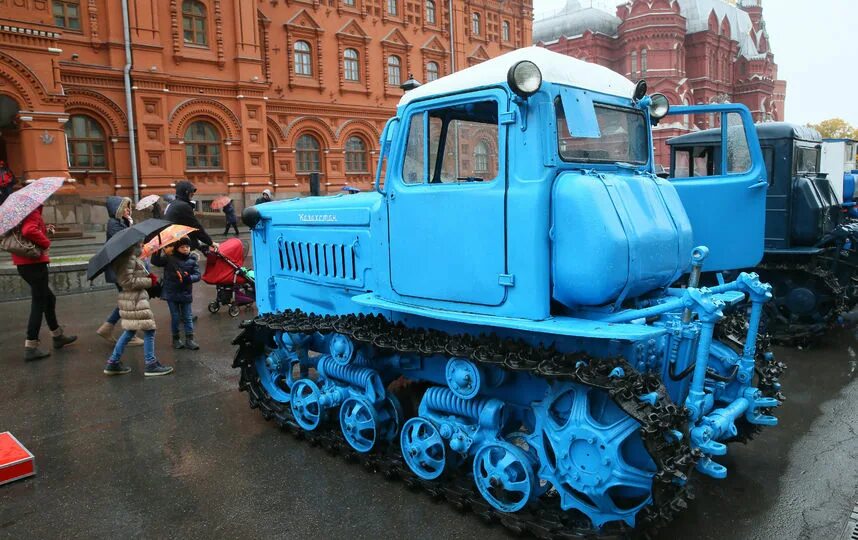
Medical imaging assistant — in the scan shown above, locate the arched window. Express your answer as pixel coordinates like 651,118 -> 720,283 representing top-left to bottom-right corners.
472,13 -> 480,35
294,41 -> 312,76
345,136 -> 368,173
52,1 -> 81,30
502,21 -> 510,42
387,55 -> 401,86
344,49 -> 360,81
296,134 -> 321,173
640,48 -> 648,75
426,61 -> 439,82
425,0 -> 436,24
65,114 -> 106,169
184,120 -> 222,169
387,0 -> 397,16
630,51 -> 637,78
474,140 -> 489,173
182,0 -> 208,46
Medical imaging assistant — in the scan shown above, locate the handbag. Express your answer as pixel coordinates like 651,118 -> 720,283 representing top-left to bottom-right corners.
0,227 -> 43,258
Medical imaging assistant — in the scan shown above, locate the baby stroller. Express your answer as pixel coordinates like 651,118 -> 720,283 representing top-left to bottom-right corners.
203,237 -> 256,317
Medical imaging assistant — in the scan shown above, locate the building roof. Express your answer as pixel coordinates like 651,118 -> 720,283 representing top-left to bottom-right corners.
534,0 -> 767,60
675,0 -> 766,59
667,122 -> 822,146
398,46 -> 636,106
533,1 -> 621,43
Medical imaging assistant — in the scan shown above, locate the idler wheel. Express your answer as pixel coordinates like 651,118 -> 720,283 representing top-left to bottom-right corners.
473,441 -> 536,513
339,397 -> 379,453
290,378 -> 324,430
400,418 -> 446,480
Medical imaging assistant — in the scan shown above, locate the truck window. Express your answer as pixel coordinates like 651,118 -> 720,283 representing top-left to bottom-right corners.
671,146 -> 715,178
794,145 -> 820,174
726,112 -> 751,174
674,149 -> 691,177
401,100 -> 499,184
555,100 -> 647,165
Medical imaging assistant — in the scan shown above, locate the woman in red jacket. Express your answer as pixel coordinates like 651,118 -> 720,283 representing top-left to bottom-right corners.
14,206 -> 77,360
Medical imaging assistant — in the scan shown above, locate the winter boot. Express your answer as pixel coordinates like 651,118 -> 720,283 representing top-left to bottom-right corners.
96,322 -> 116,344
145,362 -> 174,377
173,333 -> 185,350
24,340 -> 50,361
103,361 -> 132,375
51,327 -> 78,349
184,333 -> 200,350
127,334 -> 144,347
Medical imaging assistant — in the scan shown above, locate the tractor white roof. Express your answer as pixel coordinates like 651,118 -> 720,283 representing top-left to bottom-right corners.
398,47 -> 636,106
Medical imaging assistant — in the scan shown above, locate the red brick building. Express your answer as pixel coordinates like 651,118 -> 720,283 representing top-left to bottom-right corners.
534,0 -> 786,166
0,0 -> 532,216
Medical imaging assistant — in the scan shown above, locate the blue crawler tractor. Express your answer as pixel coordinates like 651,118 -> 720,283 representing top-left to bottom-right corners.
668,123 -> 858,344
233,47 -> 782,536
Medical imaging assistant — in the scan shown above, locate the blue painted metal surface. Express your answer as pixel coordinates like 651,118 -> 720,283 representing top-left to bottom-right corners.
664,104 -> 768,272
243,58 -> 780,532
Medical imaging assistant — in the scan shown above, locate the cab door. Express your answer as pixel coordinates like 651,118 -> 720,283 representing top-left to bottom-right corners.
665,104 -> 767,271
386,90 -> 509,306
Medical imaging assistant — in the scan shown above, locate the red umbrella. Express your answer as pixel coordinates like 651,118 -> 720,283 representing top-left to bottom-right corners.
0,177 -> 65,236
210,196 -> 231,210
136,194 -> 160,211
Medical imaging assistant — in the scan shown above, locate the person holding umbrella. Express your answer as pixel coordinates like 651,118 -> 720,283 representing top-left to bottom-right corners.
211,196 -> 238,236
0,177 -> 77,361
104,240 -> 173,376
164,181 -> 217,252
86,219 -> 173,376
96,196 -> 143,347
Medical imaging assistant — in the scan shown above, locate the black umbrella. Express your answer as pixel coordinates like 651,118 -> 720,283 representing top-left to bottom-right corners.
87,219 -> 171,281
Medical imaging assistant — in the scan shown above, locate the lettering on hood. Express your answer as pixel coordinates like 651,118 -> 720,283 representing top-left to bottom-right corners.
298,213 -> 338,223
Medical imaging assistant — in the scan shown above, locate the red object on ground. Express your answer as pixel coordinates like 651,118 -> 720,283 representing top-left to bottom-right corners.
0,432 -> 35,486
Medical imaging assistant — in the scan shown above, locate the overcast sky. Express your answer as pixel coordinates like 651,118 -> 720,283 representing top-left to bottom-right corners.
532,0 -> 858,126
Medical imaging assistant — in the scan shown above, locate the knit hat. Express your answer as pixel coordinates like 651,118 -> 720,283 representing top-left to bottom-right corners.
176,236 -> 192,248
263,189 -> 272,198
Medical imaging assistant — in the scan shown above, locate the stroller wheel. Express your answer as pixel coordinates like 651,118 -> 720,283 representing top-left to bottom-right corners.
208,301 -> 221,314
228,304 -> 240,317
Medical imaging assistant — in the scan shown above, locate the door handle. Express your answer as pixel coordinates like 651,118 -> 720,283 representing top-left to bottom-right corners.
748,181 -> 768,190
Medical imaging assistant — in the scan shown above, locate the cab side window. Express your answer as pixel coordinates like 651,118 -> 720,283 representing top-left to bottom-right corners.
401,100 -> 499,184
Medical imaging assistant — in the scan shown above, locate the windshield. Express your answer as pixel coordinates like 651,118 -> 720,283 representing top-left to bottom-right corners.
556,101 -> 648,165
794,145 -> 820,175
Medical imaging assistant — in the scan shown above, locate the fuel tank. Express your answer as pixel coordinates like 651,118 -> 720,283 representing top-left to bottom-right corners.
551,171 -> 693,308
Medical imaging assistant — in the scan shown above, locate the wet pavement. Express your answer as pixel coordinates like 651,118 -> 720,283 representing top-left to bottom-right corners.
0,285 -> 856,539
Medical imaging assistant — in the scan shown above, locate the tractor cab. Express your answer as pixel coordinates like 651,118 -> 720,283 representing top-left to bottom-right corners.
668,123 -> 841,252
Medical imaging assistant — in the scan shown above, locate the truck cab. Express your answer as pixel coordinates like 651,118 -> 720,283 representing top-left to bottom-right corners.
668,123 -> 840,252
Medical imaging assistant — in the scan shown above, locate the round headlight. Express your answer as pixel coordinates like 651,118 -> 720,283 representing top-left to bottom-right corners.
507,61 -> 542,99
649,93 -> 670,119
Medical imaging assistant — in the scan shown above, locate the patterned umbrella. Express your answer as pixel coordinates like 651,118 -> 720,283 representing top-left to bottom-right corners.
140,224 -> 198,259
210,196 -> 231,210
0,177 -> 65,236
136,194 -> 161,211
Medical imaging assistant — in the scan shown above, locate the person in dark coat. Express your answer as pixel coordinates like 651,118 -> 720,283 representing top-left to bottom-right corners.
151,236 -> 201,350
13,206 -> 77,360
164,180 -> 217,252
255,189 -> 272,205
96,197 -> 143,347
0,160 -> 16,205
222,200 -> 239,236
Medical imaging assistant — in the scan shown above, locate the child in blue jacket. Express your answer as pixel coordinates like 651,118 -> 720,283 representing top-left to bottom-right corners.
152,236 -> 201,350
